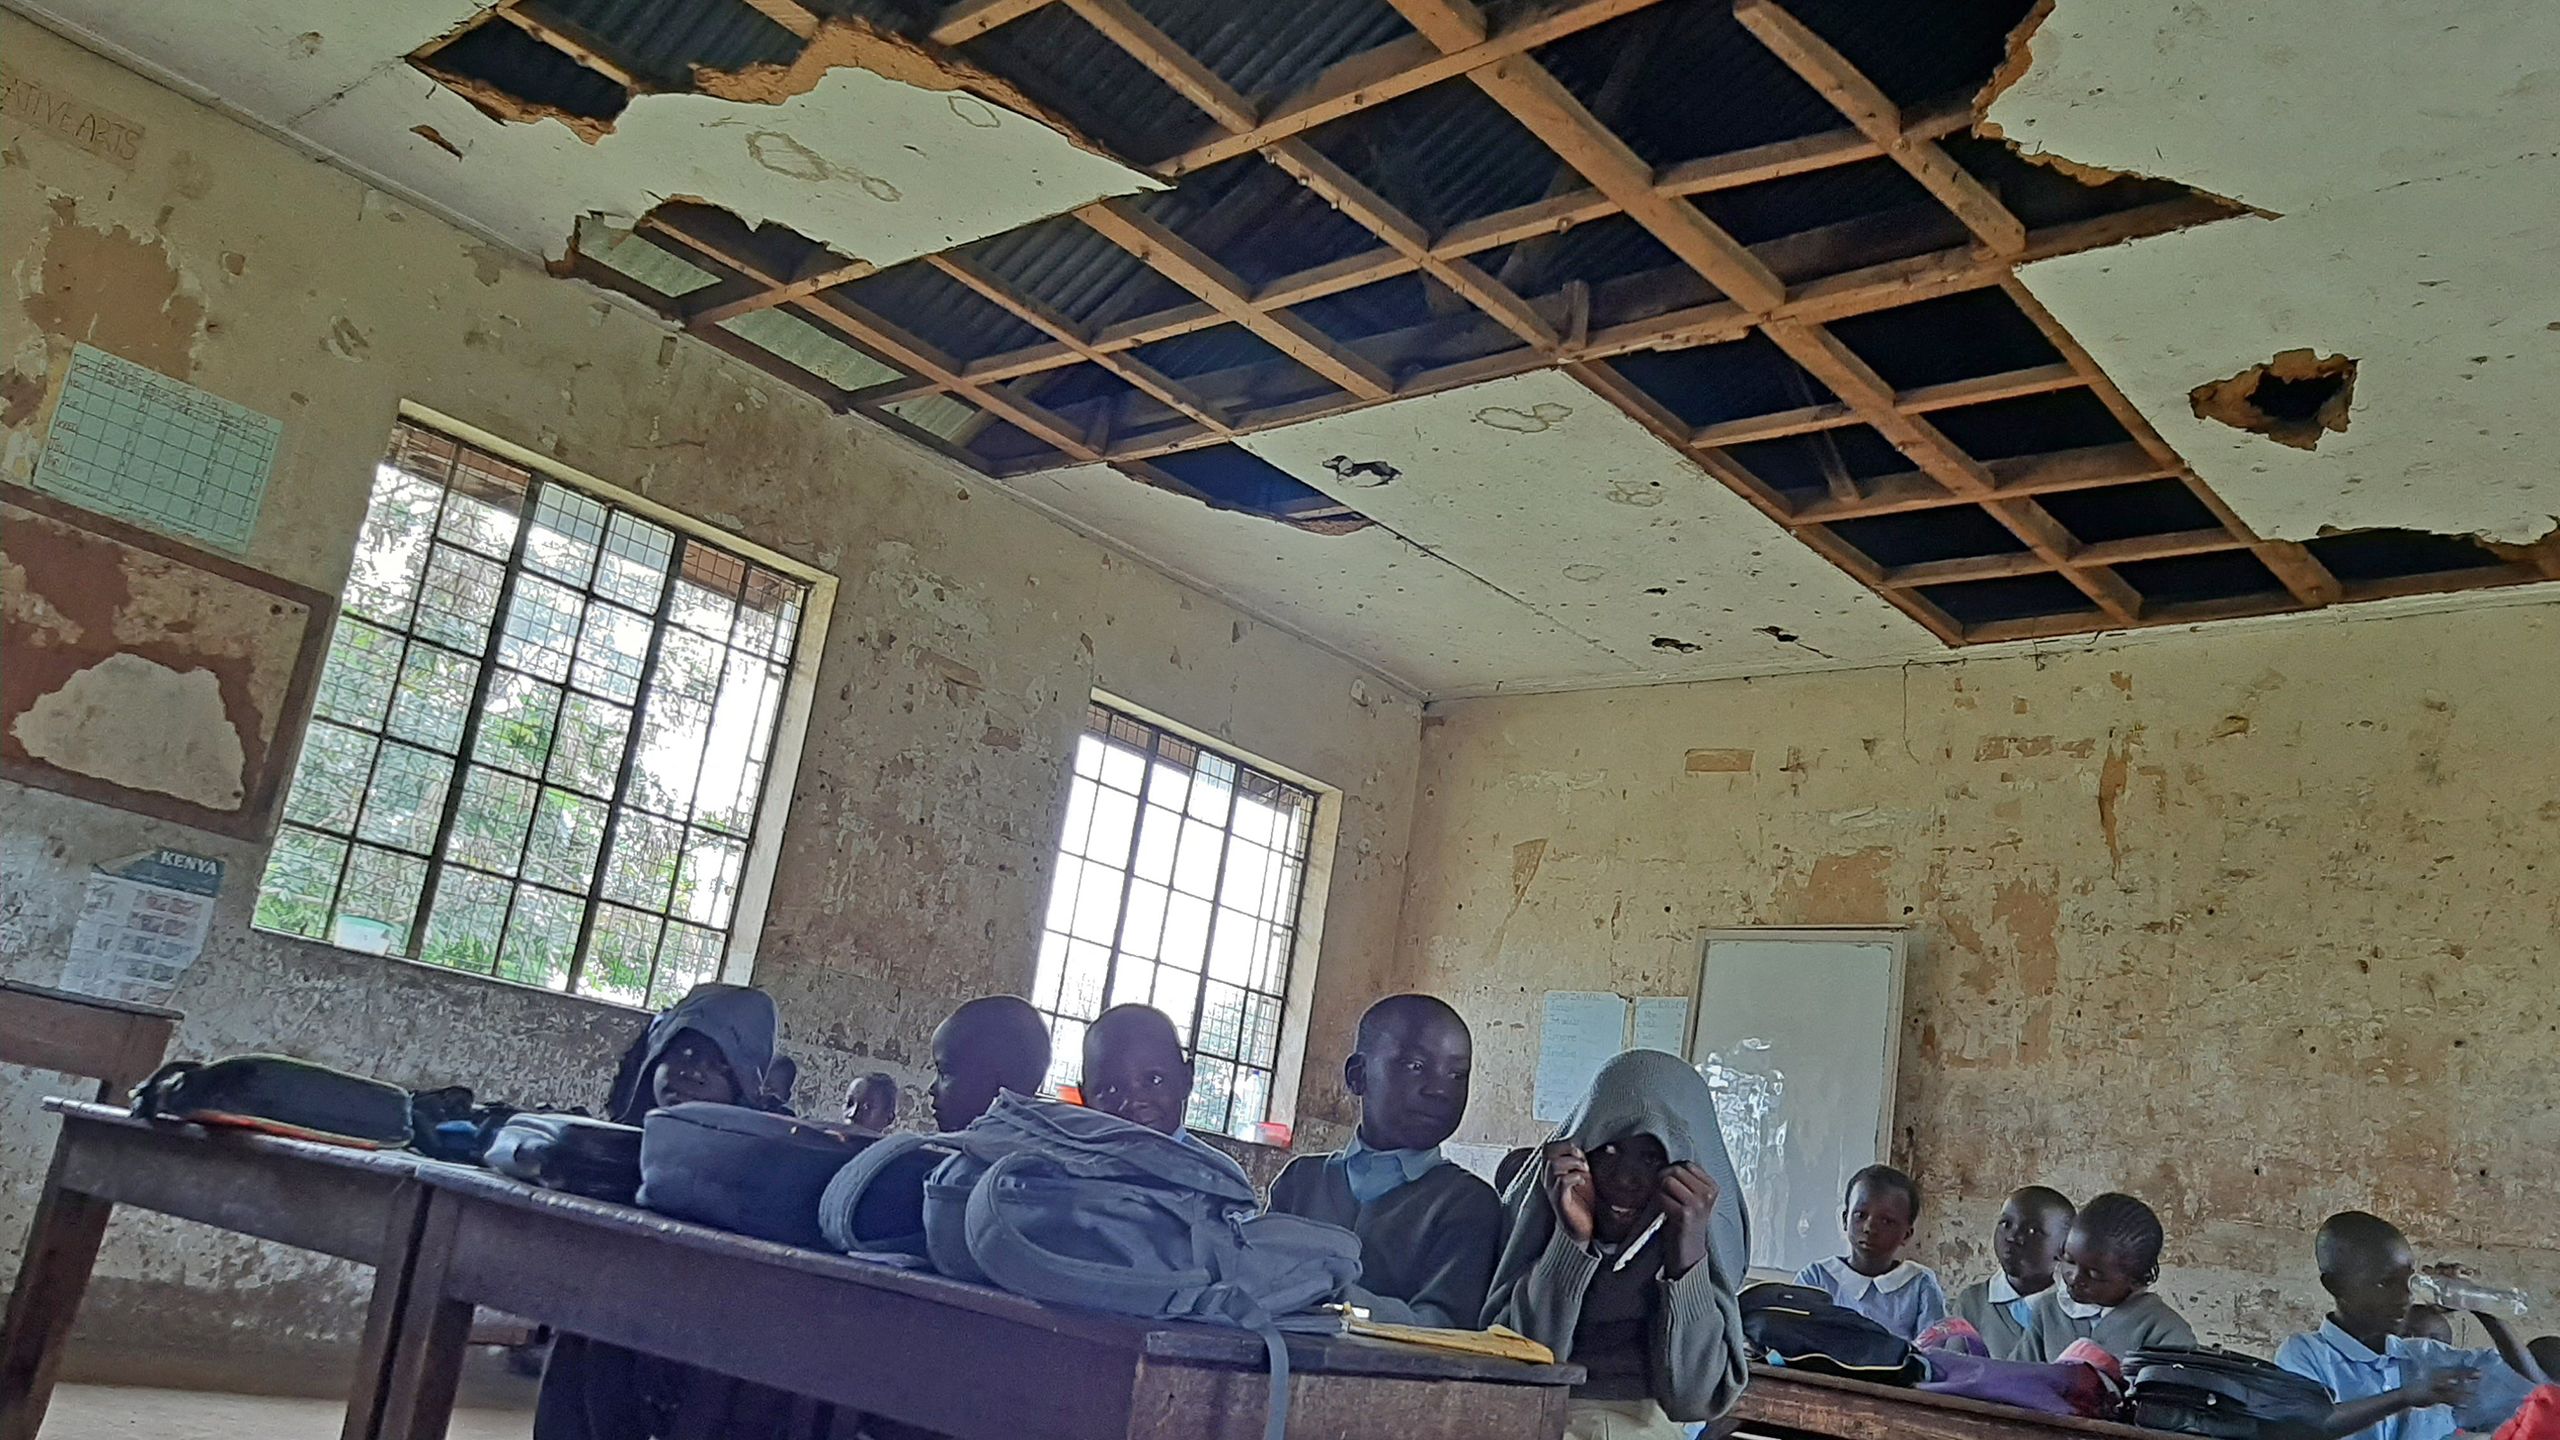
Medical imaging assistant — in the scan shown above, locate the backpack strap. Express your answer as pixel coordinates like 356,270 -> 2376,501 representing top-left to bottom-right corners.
817,1133 -> 948,1256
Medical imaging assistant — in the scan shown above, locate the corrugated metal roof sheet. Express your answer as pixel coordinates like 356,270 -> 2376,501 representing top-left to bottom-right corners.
961,213 -> 1194,332
1302,79 -> 1569,235
528,0 -> 800,88
836,259 -> 1050,363
1127,0 -> 1412,106
1533,0 -> 1846,170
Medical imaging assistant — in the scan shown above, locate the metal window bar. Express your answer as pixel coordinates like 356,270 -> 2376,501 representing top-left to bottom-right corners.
1033,701 -> 1317,1129
260,420 -> 807,1005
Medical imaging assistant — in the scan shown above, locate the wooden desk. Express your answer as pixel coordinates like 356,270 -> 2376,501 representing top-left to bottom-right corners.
385,1164 -> 1579,1440
0,1101 -> 436,1440
1732,1364 -> 2175,1440
0,981 -> 179,1101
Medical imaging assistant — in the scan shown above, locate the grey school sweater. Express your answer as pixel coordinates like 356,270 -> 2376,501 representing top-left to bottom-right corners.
1266,1153 -> 1503,1330
1950,1277 -> 2036,1360
2018,1287 -> 2196,1361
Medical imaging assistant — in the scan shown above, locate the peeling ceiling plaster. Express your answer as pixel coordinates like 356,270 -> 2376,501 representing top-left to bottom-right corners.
17,0 -> 1159,265
1996,0 -> 2560,543
1011,466 -> 1633,697
1232,372 -> 1944,676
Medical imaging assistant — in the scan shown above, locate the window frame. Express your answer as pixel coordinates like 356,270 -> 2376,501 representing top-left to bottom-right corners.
1030,693 -> 1338,1137
253,402 -> 833,1005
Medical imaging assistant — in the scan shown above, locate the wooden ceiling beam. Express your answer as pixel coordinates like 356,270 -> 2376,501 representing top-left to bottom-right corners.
1064,0 -> 1256,133
1731,0 -> 2024,256
1994,275 -> 2341,610
489,4 -> 639,89
923,252 -> 1234,434
1873,528 -> 2249,589
1472,54 -> 1790,312
1161,0 -> 1666,175
734,0 -> 820,40
1075,200 -> 1395,401
928,0 -> 1063,46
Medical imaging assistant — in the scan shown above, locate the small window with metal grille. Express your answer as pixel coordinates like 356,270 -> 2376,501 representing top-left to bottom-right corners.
253,417 -> 818,1009
1033,700 -> 1323,1137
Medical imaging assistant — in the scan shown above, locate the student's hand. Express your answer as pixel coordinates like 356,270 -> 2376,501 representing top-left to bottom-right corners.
2414,1368 -> 2478,1410
1658,1162 -> 1720,1279
1543,1142 -> 1597,1244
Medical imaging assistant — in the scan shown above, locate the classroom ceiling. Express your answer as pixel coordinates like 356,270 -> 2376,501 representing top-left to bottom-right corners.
18,0 -> 2559,697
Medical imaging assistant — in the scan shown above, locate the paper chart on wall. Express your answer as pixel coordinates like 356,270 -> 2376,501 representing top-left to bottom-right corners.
31,343 -> 282,553
1532,991 -> 1701,1121
56,848 -> 224,1005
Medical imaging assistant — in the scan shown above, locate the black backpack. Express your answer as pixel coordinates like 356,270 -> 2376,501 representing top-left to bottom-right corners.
1740,1281 -> 1925,1385
134,1056 -> 412,1148
2126,1346 -> 2335,1440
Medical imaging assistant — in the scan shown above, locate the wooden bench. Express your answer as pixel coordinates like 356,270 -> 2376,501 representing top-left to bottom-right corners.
1731,1364 -> 2179,1440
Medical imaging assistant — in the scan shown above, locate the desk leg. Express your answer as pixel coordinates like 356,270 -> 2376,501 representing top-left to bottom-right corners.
372,1196 -> 472,1440
340,1181 -> 433,1440
0,1142 -> 113,1440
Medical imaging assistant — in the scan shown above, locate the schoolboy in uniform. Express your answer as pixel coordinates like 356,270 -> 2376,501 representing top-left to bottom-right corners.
1952,1186 -> 2075,1359
928,994 -> 1051,1132
1081,1003 -> 1212,1141
2018,1192 -> 2196,1360
2273,1211 -> 2538,1440
1795,1165 -> 1948,1342
1267,995 -> 1504,1329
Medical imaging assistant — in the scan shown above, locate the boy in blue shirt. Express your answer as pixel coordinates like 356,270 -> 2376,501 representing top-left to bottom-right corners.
1795,1164 -> 1948,1342
2274,1212 -> 2539,1440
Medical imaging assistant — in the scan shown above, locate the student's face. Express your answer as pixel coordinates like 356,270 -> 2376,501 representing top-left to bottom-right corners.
1995,1197 -> 2070,1290
2324,1235 -> 2417,1330
1846,1179 -> 1916,1270
651,1032 -> 741,1110
930,1026 -> 1001,1132
1587,1133 -> 1670,1246
845,1077 -> 897,1131
1084,1037 -> 1192,1135
1346,1013 -> 1472,1152
2060,1230 -> 2143,1308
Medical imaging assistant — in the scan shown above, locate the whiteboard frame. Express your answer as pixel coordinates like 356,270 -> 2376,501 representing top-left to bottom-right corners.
1688,926 -> 1910,1268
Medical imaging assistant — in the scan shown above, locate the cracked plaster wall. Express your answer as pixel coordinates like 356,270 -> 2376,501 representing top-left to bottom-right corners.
0,15 -> 1418,1369
1395,603 -> 2559,1353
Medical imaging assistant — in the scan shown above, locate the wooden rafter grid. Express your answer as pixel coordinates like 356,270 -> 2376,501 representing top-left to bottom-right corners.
501,0 -> 2553,643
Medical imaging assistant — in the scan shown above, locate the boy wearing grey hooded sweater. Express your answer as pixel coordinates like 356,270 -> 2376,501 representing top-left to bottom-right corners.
1484,1049 -> 1751,1440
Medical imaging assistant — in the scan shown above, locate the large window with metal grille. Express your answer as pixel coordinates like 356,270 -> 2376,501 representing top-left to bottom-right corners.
1034,702 -> 1322,1136
253,417 -> 818,1008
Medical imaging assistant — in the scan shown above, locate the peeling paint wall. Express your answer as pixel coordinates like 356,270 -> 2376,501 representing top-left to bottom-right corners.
0,15 -> 1418,1367
1395,602 -> 2559,1352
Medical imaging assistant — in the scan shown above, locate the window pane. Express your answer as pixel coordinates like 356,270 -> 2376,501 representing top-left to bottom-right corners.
355,743 -> 451,851
386,644 -> 479,752
523,789 -> 608,892
334,846 -> 426,953
583,905 -> 663,1005
498,885 -> 580,989
526,484 -> 606,586
284,723 -> 375,833
414,546 -> 505,652
472,671 -> 562,776
314,619 -> 401,726
257,420 -> 809,1008
447,767 -> 537,874
254,827 -> 345,938
420,867 -> 509,976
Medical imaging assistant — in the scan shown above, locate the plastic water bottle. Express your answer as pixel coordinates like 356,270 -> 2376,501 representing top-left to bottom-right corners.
2410,1270 -> 2533,1318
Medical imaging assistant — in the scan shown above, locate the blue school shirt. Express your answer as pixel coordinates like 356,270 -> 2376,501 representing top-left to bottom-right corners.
2273,1320 -> 2536,1440
1795,1257 -> 1949,1342
1328,1134 -> 1445,1206
1983,1272 -> 2038,1332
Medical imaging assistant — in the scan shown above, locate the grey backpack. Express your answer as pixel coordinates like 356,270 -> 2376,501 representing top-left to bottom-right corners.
819,1093 -> 1361,1440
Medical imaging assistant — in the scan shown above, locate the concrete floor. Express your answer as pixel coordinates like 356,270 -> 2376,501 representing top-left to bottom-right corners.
40,1385 -> 532,1439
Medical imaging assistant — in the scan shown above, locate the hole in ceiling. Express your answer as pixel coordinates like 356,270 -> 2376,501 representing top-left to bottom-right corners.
411,18 -> 631,138
2189,350 -> 2357,451
1322,456 -> 1400,487
1651,636 -> 1703,654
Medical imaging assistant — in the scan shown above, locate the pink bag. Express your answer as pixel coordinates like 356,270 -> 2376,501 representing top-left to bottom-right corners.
2495,1387 -> 2560,1440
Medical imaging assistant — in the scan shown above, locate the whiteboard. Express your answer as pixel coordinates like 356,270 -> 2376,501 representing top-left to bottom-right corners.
1688,929 -> 1906,1277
